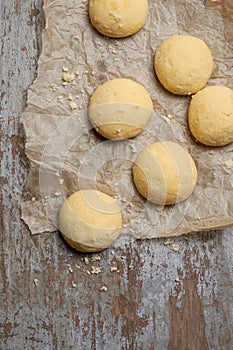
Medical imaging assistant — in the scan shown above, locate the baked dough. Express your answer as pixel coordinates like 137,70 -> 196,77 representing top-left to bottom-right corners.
133,141 -> 197,205
188,86 -> 233,146
59,190 -> 122,252
89,0 -> 148,38
89,78 -> 153,139
154,35 -> 213,95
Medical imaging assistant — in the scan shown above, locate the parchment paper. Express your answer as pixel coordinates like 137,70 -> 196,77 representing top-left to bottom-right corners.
21,0 -> 233,238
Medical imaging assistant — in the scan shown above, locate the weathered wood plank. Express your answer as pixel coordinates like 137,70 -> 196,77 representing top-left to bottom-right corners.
0,1 -> 233,349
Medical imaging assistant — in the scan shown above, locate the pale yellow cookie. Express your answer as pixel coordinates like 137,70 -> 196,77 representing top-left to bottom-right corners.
133,141 -> 197,205
59,190 -> 122,252
89,78 -> 153,139
154,35 -> 213,95
188,86 -> 233,146
89,0 -> 148,38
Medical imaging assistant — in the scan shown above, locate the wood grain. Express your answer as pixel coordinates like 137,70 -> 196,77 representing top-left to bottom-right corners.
1,1 -> 233,349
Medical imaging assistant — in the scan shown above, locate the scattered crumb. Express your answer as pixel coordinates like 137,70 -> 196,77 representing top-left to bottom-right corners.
129,143 -> 137,153
91,254 -> 101,262
128,264 -> 134,269
71,281 -> 77,288
73,35 -> 79,40
74,70 -> 79,75
224,160 -> 233,168
91,71 -> 96,76
175,277 -> 180,282
67,264 -> 73,273
55,170 -> 60,177
75,264 -> 80,269
167,114 -> 173,119
84,70 -> 89,74
54,192 -> 61,197
100,286 -> 108,292
84,257 -> 89,265
68,93 -> 73,101
31,197 -> 36,202
110,266 -> 119,272
59,179 -> 64,185
62,82 -> 68,87
171,243 -> 180,252
69,102 -> 78,110
49,83 -> 59,91
111,250 -> 115,255
164,238 -> 174,246
33,278 -> 39,286
86,270 -> 91,275
62,72 -> 74,82
46,98 -> 52,103
91,266 -> 102,275
62,67 -> 69,72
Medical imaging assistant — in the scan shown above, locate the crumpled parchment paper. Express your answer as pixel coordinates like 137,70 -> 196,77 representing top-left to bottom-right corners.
21,0 -> 233,238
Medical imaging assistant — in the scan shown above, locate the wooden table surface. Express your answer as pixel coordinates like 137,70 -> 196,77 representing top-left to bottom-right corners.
1,1 -> 233,349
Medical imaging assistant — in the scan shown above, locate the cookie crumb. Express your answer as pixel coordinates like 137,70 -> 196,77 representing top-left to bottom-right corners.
91,266 -> 102,275
62,67 -> 69,72
69,102 -> 78,110
91,254 -> 101,262
84,257 -> 89,265
171,243 -> 180,252
110,266 -> 118,272
67,264 -> 73,273
129,143 -> 137,153
49,83 -> 59,92
62,72 -> 74,82
164,238 -> 174,246
71,281 -> 77,288
100,285 -> 108,292
33,278 -> 39,286
68,93 -> 73,101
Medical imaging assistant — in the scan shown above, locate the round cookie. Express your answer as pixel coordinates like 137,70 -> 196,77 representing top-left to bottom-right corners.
188,86 -> 233,146
89,0 -> 148,38
89,78 -> 153,139
133,141 -> 197,205
59,190 -> 122,252
154,35 -> 213,95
